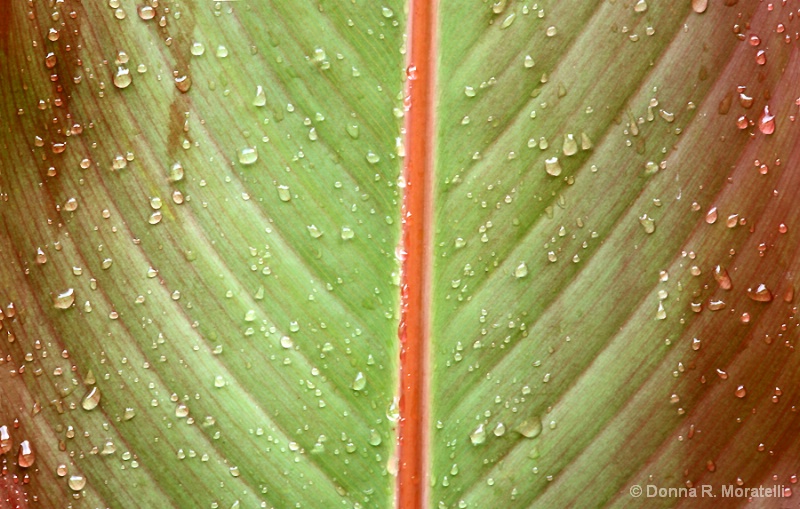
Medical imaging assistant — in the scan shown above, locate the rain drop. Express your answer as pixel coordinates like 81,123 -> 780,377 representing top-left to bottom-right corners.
238,147 -> 258,165
53,288 -> 75,310
469,424 -> 486,445
82,387 -> 101,410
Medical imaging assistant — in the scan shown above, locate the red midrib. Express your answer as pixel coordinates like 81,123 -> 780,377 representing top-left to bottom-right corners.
397,0 -> 435,507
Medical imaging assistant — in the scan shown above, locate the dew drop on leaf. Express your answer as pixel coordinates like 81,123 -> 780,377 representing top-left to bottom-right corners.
469,424 -> 487,445
514,262 -> 528,278
747,283 -> 773,302
0,425 -> 10,454
18,440 -> 34,468
713,265 -> 732,290
341,226 -> 355,240
735,385 -> 746,398
633,0 -> 648,12
352,371 -> 366,391
366,151 -> 380,164
758,105 -> 775,135
53,288 -> 75,310
253,86 -> 266,107
113,67 -> 132,89
137,5 -> 155,20
545,156 -> 562,177
190,41 -> 205,56
692,0 -> 708,13
68,474 -> 86,491
238,147 -> 258,165
82,387 -> 101,411
277,185 -> 291,202
639,214 -> 655,234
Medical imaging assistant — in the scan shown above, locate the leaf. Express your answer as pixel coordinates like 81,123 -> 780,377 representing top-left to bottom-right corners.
429,1 -> 800,507
3,1 -> 800,508
0,2 -> 404,508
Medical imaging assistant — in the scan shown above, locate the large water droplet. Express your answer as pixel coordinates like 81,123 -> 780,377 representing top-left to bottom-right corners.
18,440 -> 34,468
253,86 -> 266,107
747,283 -> 773,302
0,425 -> 11,454
469,424 -> 486,445
54,288 -> 75,310
516,417 -> 542,438
113,67 -> 132,89
68,475 -> 86,491
713,265 -> 732,290
545,157 -> 562,177
238,147 -> 258,165
82,387 -> 101,410
352,371 -> 366,391
758,105 -> 775,135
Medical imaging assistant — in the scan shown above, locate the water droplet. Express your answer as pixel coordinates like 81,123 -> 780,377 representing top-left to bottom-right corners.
500,13 -> 516,29
656,301 -> 667,320
705,207 -> 718,224
169,162 -> 184,182
54,288 -> 75,310
307,224 -> 323,238
469,424 -> 486,445
562,134 -> 578,156
216,45 -> 229,58
238,147 -> 258,165
581,132 -> 593,151
137,5 -> 154,20
381,6 -> 394,18
277,185 -> 291,202
758,105 -> 775,135
639,214 -> 655,234
244,309 -> 256,322
366,151 -> 380,164
341,226 -> 355,240
0,425 -> 11,454
18,440 -> 34,468
546,26 -> 557,37
633,0 -> 647,12
747,283 -> 773,302
214,376 -> 226,388
735,385 -> 746,398
280,336 -> 293,349
190,41 -> 205,56
545,157 -> 562,176
113,67 -> 132,89
352,371 -> 366,391
82,387 -> 101,410
253,86 -> 266,107
711,265 -> 731,290
175,404 -> 189,418
493,423 -> 506,436
368,429 -> 382,446
514,262 -> 528,278
68,474 -> 86,491
346,122 -> 360,139
174,74 -> 192,93
692,0 -> 708,13
524,55 -> 535,68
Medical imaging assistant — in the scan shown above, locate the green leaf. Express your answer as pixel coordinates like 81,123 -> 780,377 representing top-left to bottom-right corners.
1,2 -> 404,508
430,1 -> 800,507
3,1 -> 800,508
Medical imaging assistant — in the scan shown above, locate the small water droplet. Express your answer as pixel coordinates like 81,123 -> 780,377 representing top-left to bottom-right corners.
341,226 -> 355,240
277,185 -> 291,202
280,336 -> 293,349
216,45 -> 229,58
307,224 -> 323,238
366,151 -> 380,164
346,122 -> 360,139
514,262 -> 528,278
705,207 -> 718,224
634,0 -> 648,12
174,74 -> 192,93
735,385 -> 746,398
